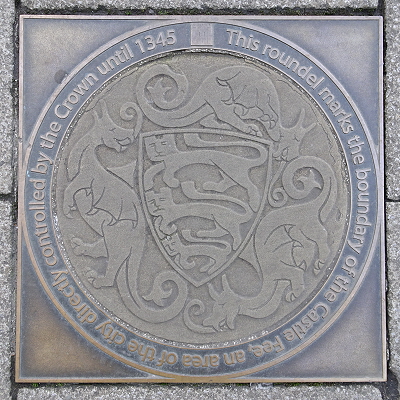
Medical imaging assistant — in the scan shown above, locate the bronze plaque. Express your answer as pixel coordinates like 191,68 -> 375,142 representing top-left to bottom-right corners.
17,16 -> 385,382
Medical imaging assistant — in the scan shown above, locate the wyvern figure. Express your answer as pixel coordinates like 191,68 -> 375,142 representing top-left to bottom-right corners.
63,99 -> 187,323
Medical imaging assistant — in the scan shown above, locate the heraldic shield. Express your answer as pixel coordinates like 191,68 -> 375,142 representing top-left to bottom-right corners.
139,129 -> 272,287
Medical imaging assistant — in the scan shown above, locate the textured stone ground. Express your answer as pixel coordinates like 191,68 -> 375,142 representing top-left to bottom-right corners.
20,0 -> 379,10
1,0 -> 398,399
17,384 -> 383,400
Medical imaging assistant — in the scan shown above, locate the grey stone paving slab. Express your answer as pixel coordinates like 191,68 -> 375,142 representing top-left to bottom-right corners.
0,0 -> 15,195
20,0 -> 378,10
387,202 -> 400,384
17,383 -> 382,400
0,201 -> 13,400
385,0 -> 400,200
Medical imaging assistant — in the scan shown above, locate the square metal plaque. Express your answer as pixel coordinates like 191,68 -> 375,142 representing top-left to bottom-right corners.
17,15 -> 385,382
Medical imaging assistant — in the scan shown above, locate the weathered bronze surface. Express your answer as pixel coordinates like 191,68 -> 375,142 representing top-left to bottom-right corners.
17,16 -> 385,382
